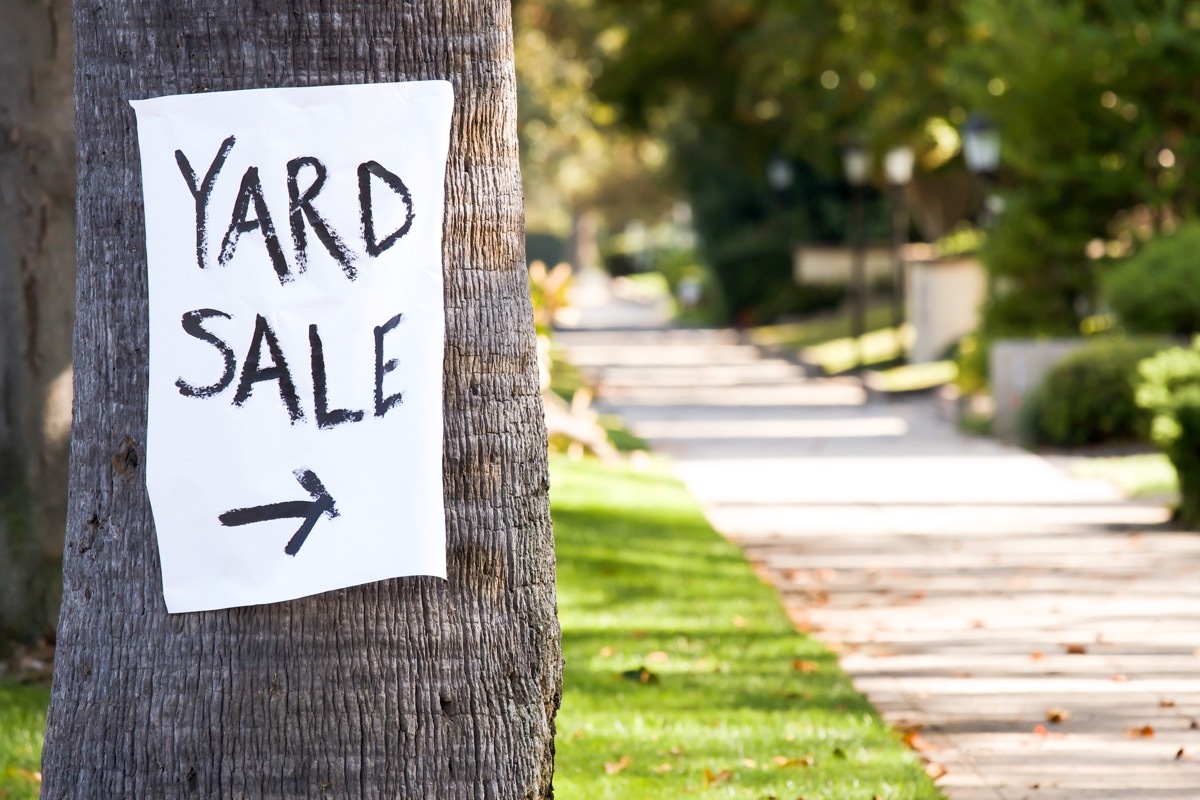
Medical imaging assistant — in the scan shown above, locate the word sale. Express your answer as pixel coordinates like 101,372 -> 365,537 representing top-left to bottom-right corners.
176,308 -> 406,429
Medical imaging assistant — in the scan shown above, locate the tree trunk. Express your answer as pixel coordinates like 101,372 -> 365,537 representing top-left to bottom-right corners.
41,2 -> 560,797
0,0 -> 75,642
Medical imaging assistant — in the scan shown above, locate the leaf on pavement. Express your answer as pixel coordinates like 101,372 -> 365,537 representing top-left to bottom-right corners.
1045,708 -> 1071,723
924,762 -> 948,781
1127,725 -> 1155,738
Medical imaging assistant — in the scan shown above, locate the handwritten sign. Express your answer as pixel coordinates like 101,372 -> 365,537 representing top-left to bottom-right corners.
132,81 -> 453,613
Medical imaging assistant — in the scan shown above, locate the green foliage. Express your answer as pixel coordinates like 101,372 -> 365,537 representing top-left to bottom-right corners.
1106,226 -> 1200,336
1137,340 -> 1200,527
0,681 -> 48,800
551,456 -> 941,799
956,0 -> 1200,338
1020,339 -> 1164,447
953,332 -> 989,394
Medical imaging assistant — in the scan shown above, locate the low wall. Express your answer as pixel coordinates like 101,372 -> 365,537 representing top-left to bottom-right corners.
990,339 -> 1089,441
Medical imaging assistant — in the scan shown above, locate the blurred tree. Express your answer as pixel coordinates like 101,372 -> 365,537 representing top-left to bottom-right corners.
953,0 -> 1200,337
513,0 -> 673,271
0,0 -> 74,642
523,0 -> 1200,329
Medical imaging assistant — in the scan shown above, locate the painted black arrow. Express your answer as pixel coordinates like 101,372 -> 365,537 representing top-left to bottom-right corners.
219,468 -> 339,556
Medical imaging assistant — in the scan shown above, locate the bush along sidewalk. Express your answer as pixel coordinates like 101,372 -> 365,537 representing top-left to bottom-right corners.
1137,339 -> 1200,527
551,455 -> 943,799
1020,338 -> 1165,447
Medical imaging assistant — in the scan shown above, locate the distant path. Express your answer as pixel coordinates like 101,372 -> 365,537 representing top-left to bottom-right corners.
557,278 -> 1200,799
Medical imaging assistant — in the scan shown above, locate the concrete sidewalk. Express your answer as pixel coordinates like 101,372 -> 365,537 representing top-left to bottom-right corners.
557,291 -> 1200,798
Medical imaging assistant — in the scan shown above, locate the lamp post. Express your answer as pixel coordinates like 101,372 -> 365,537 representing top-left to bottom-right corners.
962,114 -> 1001,226
843,143 -> 871,370
884,145 -> 914,349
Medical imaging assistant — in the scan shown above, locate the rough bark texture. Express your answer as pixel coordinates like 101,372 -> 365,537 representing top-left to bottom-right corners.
41,2 -> 561,797
0,0 -> 76,642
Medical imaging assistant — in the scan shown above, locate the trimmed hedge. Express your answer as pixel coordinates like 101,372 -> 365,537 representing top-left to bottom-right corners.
1020,338 -> 1165,447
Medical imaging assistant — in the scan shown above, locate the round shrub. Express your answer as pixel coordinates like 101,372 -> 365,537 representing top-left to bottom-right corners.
1106,226 -> 1200,335
1020,338 -> 1165,447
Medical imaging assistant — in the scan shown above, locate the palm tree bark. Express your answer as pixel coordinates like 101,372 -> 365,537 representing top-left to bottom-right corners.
41,2 -> 560,797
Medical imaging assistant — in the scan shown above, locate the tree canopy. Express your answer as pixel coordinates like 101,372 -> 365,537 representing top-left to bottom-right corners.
516,0 -> 1200,328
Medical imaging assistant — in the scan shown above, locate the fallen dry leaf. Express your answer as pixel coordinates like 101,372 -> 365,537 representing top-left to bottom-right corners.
604,756 -> 631,775
1127,725 -> 1155,738
771,754 -> 814,768
652,762 -> 672,774
1160,699 -> 1177,708
1064,643 -> 1088,655
1033,724 -> 1050,737
619,667 -> 658,684
1030,651 -> 1044,661
792,659 -> 820,673
924,762 -> 948,781
1111,673 -> 1129,682
1046,708 -> 1071,724
702,768 -> 732,786
1176,748 -> 1186,761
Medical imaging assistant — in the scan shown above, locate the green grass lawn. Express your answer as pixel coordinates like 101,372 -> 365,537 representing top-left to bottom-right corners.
0,682 -> 48,800
552,455 -> 941,799
749,306 -> 895,350
866,361 -> 958,394
1071,452 -> 1179,499
750,306 -> 912,375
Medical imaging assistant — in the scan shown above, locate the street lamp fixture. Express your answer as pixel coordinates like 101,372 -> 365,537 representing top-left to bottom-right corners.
962,114 -> 1001,226
961,114 -> 1001,177
842,144 -> 871,187
884,145 -> 915,186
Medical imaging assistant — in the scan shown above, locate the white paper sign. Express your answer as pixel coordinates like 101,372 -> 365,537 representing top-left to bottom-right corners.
132,81 -> 454,613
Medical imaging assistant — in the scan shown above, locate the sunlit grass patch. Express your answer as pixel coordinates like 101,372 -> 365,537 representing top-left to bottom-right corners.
1071,453 -> 1178,499
0,681 -> 48,800
552,455 -> 942,799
